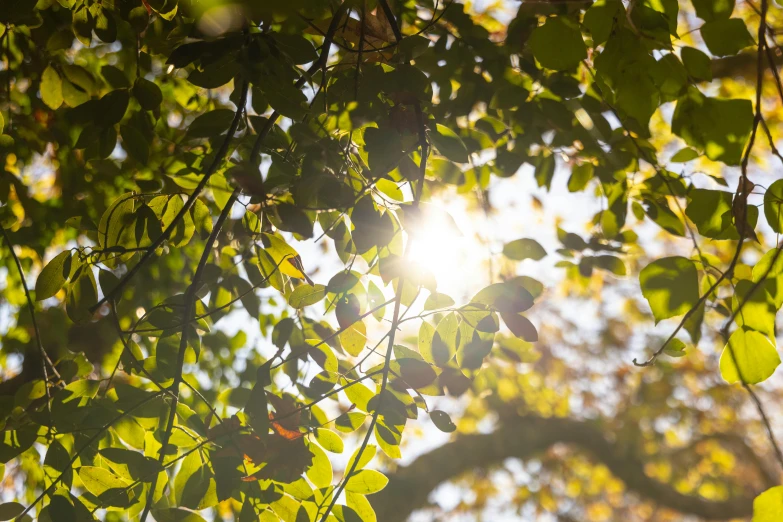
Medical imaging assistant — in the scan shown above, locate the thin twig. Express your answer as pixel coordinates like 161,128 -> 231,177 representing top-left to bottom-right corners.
18,390 -> 164,519
743,385 -> 783,467
91,81 -> 249,312
139,188 -> 240,522
1,227 -> 61,396
319,10 -> 429,515
249,3 -> 349,165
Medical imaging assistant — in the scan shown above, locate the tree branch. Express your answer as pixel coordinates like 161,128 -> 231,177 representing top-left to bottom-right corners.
90,81 -> 249,313
1,226 -> 61,404
371,415 -> 758,521
139,188 -> 240,522
249,3 -> 349,164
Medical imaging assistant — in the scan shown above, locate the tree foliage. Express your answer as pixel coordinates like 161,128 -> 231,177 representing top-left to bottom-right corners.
1,0 -> 783,520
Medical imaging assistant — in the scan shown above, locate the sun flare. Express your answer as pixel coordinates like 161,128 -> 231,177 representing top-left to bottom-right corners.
407,200 -> 489,300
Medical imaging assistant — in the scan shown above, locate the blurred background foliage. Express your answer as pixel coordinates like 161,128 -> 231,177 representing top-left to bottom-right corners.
1,0 -> 783,520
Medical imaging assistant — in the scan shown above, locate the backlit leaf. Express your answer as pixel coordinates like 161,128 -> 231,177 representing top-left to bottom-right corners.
35,250 -> 72,301
502,238 -> 546,261
530,17 -> 587,71
720,328 -> 780,385
41,66 -> 63,110
639,256 -> 699,323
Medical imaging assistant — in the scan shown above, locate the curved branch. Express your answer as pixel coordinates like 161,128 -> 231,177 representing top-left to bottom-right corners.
1,226 -> 61,384
139,188 -> 240,522
371,416 -> 757,522
90,81 -> 250,312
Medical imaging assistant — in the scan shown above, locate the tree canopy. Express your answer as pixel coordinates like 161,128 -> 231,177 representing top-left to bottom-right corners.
1,0 -> 783,520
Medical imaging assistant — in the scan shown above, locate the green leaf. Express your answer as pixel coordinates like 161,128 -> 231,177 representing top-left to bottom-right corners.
245,361 -> 271,436
429,124 -> 469,163
272,33 -> 318,64
0,502 -> 24,521
327,272 -> 360,294
120,124 -> 150,164
346,445 -> 376,474
263,81 -> 308,119
529,17 -> 587,71
93,7 -> 117,43
191,199 -> 212,235
672,88 -> 753,165
340,321 -> 367,356
670,147 -> 699,162
753,248 -> 783,309
375,178 -> 404,201
102,65 -> 130,90
149,195 -> 195,248
129,6 -> 150,32
470,282 -> 535,314
367,280 -> 387,321
186,109 -> 235,139
306,443 -> 332,488
364,127 -> 403,174
99,195 -> 136,250
16,379 -> 47,409
41,65 -> 63,110
720,328 -> 780,385
567,163 -> 593,192
430,410 -> 456,433
430,313 -> 459,366
423,292 -> 455,310
593,28 -> 658,127
764,179 -> 783,233
72,5 -> 93,46
501,312 -> 538,342
732,279 -> 776,339
151,508 -> 207,522
534,153 -> 555,190
133,78 -> 162,110
700,18 -> 753,57
78,466 -> 129,496
502,238 -> 546,261
288,284 -> 326,309
275,204 -> 313,238
592,255 -> 627,276
430,157 -> 464,185
314,428 -> 344,453
346,492 -> 377,522
174,449 -> 216,509
663,338 -> 687,358
98,89 -> 130,126
335,411 -> 366,432
0,206 -> 17,228
643,198 -> 685,237
639,256 -> 699,323
66,266 -> 98,324
345,469 -> 388,495
35,250 -> 72,301
397,356 -> 437,389
685,188 -> 755,240
374,424 -> 402,459
691,0 -> 735,21
753,486 -> 783,522
417,321 -> 436,365
99,447 -> 159,481
583,0 -> 622,45
681,47 -> 712,81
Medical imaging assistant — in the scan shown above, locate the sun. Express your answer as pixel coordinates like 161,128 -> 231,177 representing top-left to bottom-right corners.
407,199 -> 489,301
